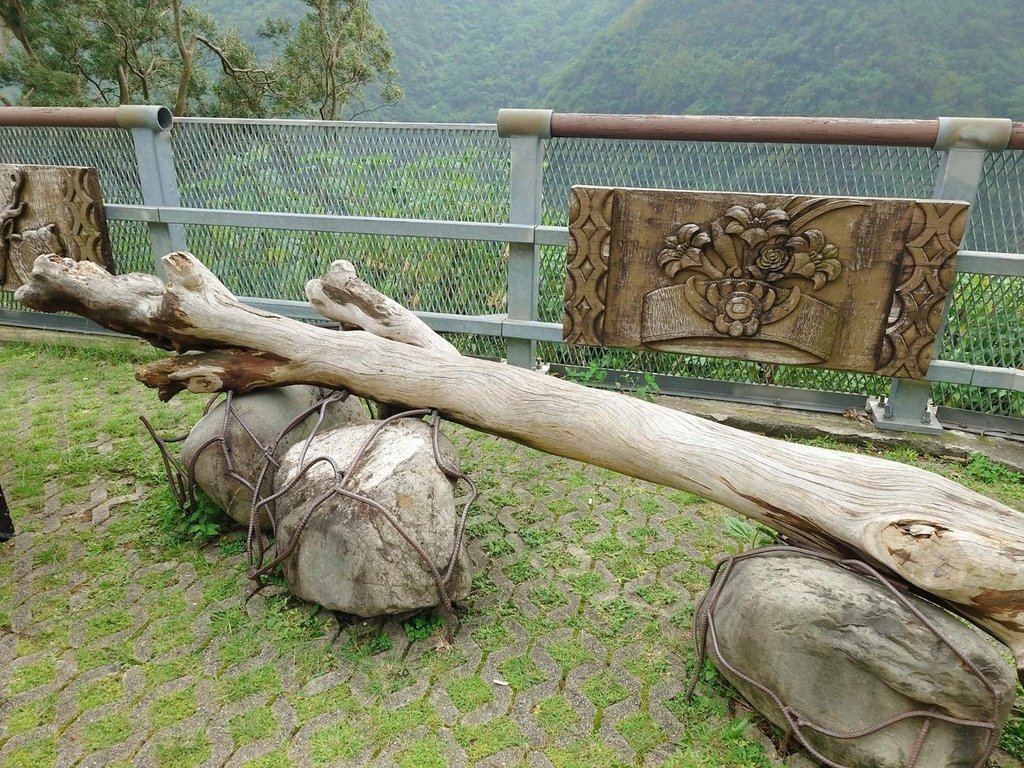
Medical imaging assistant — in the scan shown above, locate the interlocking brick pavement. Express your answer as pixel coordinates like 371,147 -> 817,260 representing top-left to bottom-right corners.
1,345 -> 1022,768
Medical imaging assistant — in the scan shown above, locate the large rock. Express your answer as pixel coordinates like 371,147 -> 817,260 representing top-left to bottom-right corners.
274,418 -> 472,617
181,385 -> 367,528
699,551 -> 1016,768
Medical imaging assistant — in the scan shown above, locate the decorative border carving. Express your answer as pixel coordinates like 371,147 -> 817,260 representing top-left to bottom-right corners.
876,202 -> 966,378
563,186 -> 613,345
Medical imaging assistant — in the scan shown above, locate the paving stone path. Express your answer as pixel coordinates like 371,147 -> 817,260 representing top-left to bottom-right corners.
1,359 -> 1021,768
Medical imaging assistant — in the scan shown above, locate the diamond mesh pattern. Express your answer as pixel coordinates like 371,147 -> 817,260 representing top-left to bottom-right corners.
542,140 -> 940,224
171,120 -> 509,220
0,127 -> 141,204
0,121 -> 1018,419
171,120 -> 509,317
965,150 -> 1024,252
184,224 -> 506,316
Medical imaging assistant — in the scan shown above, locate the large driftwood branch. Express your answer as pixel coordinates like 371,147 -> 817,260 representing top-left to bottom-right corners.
15,252 -> 1024,682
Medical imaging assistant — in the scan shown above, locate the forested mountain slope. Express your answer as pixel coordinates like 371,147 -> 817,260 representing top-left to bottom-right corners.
370,0 -> 622,121
203,0 -> 1024,121
543,0 -> 1024,119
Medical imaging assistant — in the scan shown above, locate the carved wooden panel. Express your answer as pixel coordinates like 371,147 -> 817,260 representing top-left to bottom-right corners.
564,187 -> 968,378
0,164 -> 114,292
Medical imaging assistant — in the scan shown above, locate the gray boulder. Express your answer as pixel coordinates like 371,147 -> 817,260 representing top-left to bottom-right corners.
273,418 -> 472,617
699,551 -> 1016,768
181,385 -> 367,528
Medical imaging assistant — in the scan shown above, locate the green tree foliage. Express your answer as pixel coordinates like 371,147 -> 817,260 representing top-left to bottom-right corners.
214,0 -> 1024,121
206,0 -> 624,122
0,0 -> 401,118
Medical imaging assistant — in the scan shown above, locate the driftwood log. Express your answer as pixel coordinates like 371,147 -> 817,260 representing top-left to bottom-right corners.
15,252 -> 1024,683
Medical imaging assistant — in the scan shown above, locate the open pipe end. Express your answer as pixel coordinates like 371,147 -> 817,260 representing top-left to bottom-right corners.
116,105 -> 173,132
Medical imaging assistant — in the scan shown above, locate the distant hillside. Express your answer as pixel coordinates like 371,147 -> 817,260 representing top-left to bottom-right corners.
543,0 -> 1024,119
201,0 -> 1024,121
202,0 -> 623,122
370,0 -> 622,122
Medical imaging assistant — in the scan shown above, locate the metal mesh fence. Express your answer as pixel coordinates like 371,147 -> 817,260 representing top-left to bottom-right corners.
171,120 -> 510,319
941,150 -> 1024,418
172,119 -> 510,221
0,120 -> 1019,420
0,126 -> 141,204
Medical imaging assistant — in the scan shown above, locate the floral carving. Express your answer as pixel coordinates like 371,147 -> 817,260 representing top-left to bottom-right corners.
657,198 -> 861,339
711,280 -> 773,337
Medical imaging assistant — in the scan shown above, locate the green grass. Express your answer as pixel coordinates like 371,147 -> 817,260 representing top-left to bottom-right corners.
497,654 -> 546,690
616,711 -> 666,756
81,713 -> 132,752
6,694 -> 57,735
2,339 -> 1023,768
547,739 -> 629,768
397,735 -> 448,768
533,694 -> 578,735
154,730 -> 210,768
150,686 -> 197,729
3,737 -> 58,768
445,675 -> 493,712
217,665 -> 281,703
453,717 -> 526,761
77,674 -> 125,713
546,638 -> 594,674
228,705 -> 277,745
581,673 -> 630,709
6,657 -> 58,695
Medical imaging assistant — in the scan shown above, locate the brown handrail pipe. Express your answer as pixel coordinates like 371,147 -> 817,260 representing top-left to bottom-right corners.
0,105 -> 172,132
553,114 -> 940,147
499,109 -> 1024,151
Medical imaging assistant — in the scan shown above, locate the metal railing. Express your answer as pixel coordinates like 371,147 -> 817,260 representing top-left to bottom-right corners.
0,106 -> 1020,434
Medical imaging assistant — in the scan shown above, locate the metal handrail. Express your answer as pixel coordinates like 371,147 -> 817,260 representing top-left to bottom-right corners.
0,105 -> 172,132
498,109 -> 1021,150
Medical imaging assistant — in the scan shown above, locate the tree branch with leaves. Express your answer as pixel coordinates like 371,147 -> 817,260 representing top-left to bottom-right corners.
0,0 -> 402,118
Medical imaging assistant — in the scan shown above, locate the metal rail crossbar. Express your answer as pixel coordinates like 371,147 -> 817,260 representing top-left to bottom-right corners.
0,107 -> 1020,434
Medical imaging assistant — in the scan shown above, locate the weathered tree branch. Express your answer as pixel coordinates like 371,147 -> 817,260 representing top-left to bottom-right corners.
306,259 -> 460,356
15,251 -> 1024,683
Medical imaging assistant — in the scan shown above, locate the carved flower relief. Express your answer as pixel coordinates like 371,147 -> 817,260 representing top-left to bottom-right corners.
724,203 -> 791,248
657,223 -> 713,277
709,280 -> 774,337
652,198 -> 852,344
786,229 -> 843,289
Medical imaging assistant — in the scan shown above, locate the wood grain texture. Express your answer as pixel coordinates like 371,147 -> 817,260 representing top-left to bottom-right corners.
564,187 -> 968,378
307,259 -> 460,356
0,164 -> 113,291
15,251 -> 1024,682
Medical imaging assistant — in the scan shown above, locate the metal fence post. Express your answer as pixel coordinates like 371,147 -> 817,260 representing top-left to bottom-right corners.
872,117 -> 1012,433
499,109 -> 551,369
122,106 -> 187,277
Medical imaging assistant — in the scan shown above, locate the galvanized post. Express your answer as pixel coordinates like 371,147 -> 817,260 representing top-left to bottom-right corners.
871,117 -> 1012,433
498,109 -> 551,369
122,105 -> 186,277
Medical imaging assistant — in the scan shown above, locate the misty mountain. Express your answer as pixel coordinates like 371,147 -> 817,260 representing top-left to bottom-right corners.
202,0 -> 1024,121
543,0 -> 1024,119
